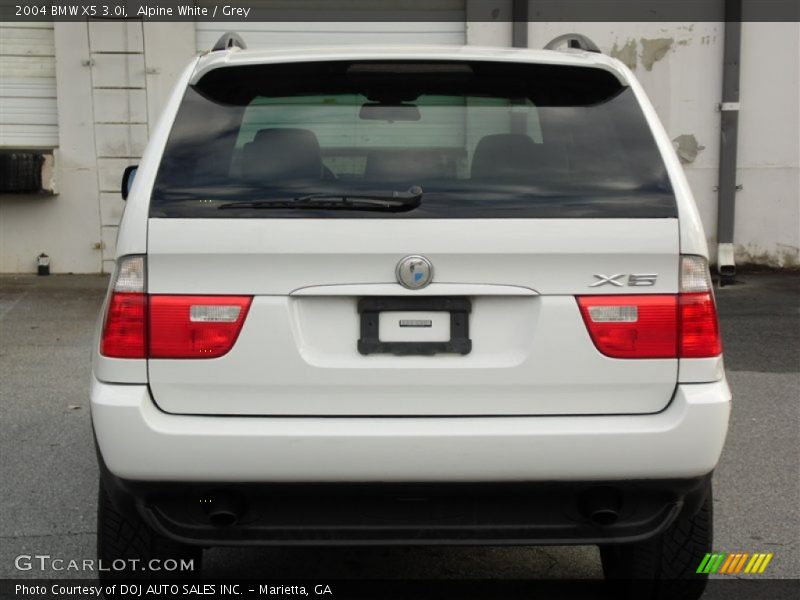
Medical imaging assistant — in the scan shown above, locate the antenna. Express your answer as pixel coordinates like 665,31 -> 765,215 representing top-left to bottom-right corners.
212,32 -> 247,52
543,34 -> 601,53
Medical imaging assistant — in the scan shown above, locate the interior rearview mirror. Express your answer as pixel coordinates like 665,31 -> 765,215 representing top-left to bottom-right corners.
121,165 -> 138,201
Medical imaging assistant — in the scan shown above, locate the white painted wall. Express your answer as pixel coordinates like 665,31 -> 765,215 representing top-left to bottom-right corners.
1,15 -> 797,272
529,22 -> 800,268
0,21 -> 196,273
0,23 -> 100,274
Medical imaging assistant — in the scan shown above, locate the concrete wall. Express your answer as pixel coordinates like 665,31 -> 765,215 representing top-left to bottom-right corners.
0,23 -> 100,274
1,16 -> 797,272
0,21 -> 196,274
530,22 -> 800,268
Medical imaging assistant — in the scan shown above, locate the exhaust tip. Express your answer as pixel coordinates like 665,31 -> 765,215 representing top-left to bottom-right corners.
578,486 -> 622,527
199,491 -> 246,527
207,509 -> 239,527
589,508 -> 620,526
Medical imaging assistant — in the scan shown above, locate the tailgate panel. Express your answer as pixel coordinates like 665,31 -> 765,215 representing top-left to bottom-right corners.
147,218 -> 679,296
147,217 -> 679,416
148,294 -> 676,416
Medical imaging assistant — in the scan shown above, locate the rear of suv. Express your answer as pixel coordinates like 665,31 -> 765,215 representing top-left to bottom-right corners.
92,36 -> 730,598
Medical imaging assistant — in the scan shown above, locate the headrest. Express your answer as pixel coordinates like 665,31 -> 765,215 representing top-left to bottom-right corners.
242,128 -> 323,182
471,133 -> 567,180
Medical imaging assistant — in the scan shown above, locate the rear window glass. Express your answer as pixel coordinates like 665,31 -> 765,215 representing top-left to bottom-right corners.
151,61 -> 676,219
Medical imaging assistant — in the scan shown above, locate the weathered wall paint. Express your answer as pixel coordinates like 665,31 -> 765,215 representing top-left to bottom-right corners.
531,21 -> 800,268
640,37 -> 674,71
610,38 -> 637,69
673,134 -> 705,164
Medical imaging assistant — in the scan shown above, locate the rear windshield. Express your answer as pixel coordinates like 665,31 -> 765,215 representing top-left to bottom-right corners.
150,61 -> 676,218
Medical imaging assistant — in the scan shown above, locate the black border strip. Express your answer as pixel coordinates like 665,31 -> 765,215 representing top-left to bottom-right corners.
2,1 -> 799,23
1,579 -> 799,600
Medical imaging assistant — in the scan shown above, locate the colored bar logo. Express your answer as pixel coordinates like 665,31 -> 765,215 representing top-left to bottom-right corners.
697,552 -> 774,574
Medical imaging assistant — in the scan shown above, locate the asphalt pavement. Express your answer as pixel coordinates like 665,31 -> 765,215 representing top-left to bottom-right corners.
0,270 -> 797,596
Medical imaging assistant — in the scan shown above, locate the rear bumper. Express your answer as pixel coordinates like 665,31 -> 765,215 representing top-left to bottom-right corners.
91,377 -> 730,483
92,377 -> 728,546
99,464 -> 712,546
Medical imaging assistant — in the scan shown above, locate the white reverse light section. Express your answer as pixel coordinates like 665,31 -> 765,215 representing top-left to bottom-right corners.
190,305 -> 242,323
587,305 -> 638,323
113,256 -> 145,292
681,255 -> 712,292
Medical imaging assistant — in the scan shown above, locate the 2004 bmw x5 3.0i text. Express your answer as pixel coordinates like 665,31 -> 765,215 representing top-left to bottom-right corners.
91,34 -> 730,599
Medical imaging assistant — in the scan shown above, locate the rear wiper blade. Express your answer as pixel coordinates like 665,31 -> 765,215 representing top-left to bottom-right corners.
217,186 -> 423,212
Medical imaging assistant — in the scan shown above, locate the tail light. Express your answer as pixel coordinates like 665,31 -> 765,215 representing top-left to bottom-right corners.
678,256 -> 722,357
578,295 -> 678,358
577,256 -> 721,359
149,295 -> 251,358
100,256 -> 147,358
100,256 -> 251,359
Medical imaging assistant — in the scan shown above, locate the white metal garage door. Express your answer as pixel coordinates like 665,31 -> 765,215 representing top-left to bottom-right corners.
0,22 -> 58,148
195,0 -> 466,51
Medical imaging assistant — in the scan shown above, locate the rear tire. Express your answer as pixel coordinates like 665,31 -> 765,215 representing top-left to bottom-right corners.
600,486 -> 713,600
97,482 -> 202,580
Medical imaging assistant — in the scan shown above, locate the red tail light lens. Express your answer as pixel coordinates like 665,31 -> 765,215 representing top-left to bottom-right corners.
149,295 -> 252,358
101,258 -> 252,360
100,292 -> 147,358
578,295 -> 678,358
100,256 -> 146,358
677,256 -> 722,358
679,292 -> 722,357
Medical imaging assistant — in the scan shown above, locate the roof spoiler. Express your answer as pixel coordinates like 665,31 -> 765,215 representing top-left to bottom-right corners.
543,34 -> 601,53
212,32 -> 247,52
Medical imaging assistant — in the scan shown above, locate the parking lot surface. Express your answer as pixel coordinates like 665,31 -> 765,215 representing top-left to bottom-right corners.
1,271 -> 797,595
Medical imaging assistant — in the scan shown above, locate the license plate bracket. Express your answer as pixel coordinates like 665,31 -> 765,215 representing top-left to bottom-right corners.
358,297 -> 472,356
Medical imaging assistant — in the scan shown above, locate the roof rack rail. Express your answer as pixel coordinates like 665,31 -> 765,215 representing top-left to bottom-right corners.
543,33 -> 601,54
212,32 -> 247,52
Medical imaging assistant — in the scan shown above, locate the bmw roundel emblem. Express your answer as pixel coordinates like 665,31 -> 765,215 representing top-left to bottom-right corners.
396,255 -> 434,290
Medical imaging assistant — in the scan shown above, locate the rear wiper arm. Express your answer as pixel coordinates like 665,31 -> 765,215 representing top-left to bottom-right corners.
296,185 -> 423,206
218,186 -> 423,212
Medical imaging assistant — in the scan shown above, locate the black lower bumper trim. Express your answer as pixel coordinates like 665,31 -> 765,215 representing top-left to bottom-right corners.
98,455 -> 711,547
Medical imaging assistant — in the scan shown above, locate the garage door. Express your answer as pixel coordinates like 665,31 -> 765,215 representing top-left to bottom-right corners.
0,23 -> 58,148
196,0 -> 466,51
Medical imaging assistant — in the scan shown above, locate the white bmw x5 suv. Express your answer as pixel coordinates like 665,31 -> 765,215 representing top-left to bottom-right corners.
91,35 -> 730,598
